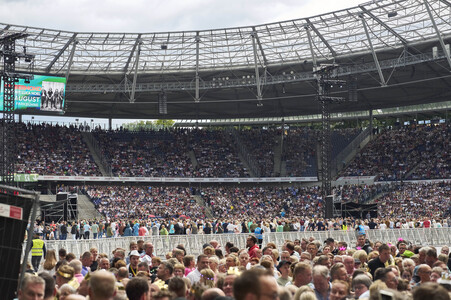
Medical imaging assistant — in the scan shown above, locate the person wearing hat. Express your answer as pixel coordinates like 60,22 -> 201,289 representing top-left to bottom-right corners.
127,250 -> 141,278
276,260 -> 292,286
56,265 -> 79,290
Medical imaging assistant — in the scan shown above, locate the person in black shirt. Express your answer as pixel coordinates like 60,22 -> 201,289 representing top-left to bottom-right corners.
368,244 -> 391,277
368,219 -> 378,230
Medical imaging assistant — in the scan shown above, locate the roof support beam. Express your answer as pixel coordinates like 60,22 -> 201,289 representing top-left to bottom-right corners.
0,25 -> 11,35
438,0 -> 451,6
305,25 -> 318,72
251,31 -> 263,105
359,7 -> 408,45
129,38 -> 142,103
252,26 -> 268,67
65,38 -> 79,81
123,34 -> 142,75
46,33 -> 77,73
360,14 -> 386,86
195,32 -> 200,102
424,0 -> 451,70
306,19 -> 337,58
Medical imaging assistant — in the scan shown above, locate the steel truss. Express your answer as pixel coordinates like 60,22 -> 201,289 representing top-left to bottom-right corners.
0,0 -> 449,76
315,65 -> 345,217
64,50 -> 450,93
0,34 -> 34,184
1,35 -> 19,184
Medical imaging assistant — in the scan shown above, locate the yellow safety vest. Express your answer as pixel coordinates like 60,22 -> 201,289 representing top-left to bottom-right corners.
31,239 -> 44,256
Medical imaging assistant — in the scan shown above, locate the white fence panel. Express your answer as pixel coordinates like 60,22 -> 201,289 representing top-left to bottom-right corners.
28,228 -> 450,260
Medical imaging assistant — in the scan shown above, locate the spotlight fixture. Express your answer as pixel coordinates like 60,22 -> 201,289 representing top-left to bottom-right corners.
388,11 -> 398,18
159,91 -> 167,114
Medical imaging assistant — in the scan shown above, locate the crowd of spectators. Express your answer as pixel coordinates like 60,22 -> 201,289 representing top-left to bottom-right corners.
25,221 -> 451,300
85,185 -> 206,220
94,129 -> 193,177
376,182 -> 451,221
335,184 -> 390,204
341,124 -> 450,181
282,128 -> 318,177
15,122 -> 101,176
79,182 -> 451,227
330,128 -> 362,159
406,124 -> 450,180
201,185 -> 323,220
9,122 -> 451,182
237,128 -> 280,177
190,130 -> 249,178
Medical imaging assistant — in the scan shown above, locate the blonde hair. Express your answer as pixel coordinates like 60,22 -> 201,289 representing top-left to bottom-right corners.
272,249 -> 279,260
353,250 -> 368,262
174,263 -> 185,272
203,246 -> 215,256
369,280 -> 388,300
293,286 -> 315,300
299,292 -> 316,300
43,249 -> 57,271
200,268 -> 215,288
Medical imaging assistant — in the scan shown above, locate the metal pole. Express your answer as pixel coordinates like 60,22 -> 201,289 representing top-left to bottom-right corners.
18,192 -> 40,292
251,31 -> 262,101
195,33 -> 200,102
360,15 -> 386,86
423,0 -> 451,69
130,39 -> 142,103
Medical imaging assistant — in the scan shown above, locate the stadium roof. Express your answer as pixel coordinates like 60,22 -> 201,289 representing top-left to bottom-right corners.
1,0 -> 451,120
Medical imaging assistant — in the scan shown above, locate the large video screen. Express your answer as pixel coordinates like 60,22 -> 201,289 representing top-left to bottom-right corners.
0,75 -> 66,112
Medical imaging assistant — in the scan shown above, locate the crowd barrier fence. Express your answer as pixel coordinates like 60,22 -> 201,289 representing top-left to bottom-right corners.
31,228 -> 451,260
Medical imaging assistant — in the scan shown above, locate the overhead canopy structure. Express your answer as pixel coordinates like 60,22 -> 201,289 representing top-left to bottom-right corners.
1,0 -> 450,119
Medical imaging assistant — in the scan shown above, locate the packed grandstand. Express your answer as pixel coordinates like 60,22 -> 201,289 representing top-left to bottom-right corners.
2,0 -> 451,299
15,119 -> 451,300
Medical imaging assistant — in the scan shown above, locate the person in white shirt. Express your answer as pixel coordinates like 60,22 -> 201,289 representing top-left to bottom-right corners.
186,254 -> 210,284
140,242 -> 154,264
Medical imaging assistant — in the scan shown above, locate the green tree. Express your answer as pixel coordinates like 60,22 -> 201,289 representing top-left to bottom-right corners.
154,119 -> 175,127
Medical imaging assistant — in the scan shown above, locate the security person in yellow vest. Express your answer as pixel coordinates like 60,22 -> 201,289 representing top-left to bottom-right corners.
31,233 -> 46,272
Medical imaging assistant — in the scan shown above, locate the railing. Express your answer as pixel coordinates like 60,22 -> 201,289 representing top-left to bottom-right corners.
34,228 -> 451,259
82,132 -> 112,176
226,128 -> 261,177
332,127 -> 371,175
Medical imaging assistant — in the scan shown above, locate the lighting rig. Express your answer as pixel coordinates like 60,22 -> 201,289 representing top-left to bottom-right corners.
0,33 -> 35,184
314,64 -> 347,218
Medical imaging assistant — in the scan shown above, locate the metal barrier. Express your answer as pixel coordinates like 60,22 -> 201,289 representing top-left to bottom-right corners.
36,228 -> 451,259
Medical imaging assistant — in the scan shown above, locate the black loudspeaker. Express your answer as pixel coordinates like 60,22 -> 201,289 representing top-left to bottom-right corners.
325,195 -> 334,219
0,190 -> 34,300
56,193 -> 68,201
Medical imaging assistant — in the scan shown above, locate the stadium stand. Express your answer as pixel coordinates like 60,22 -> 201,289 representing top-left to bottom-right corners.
15,123 -> 102,176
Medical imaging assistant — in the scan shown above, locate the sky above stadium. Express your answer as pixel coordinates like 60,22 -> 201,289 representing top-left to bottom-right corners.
1,0 -> 365,32
3,0 -> 364,127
